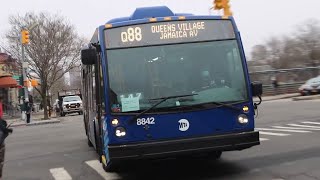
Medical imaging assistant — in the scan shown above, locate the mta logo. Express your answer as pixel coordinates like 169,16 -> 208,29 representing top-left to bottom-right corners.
178,119 -> 190,131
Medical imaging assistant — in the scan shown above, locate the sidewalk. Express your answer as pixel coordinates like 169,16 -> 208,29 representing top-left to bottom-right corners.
292,94 -> 320,101
253,93 -> 300,102
4,110 -> 60,127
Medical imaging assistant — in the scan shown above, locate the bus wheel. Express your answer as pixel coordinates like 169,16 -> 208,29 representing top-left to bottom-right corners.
103,162 -> 119,172
209,151 -> 222,159
87,137 -> 93,147
102,163 -> 118,172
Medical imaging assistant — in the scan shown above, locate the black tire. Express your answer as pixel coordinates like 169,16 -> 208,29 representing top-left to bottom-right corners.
208,151 -> 222,160
61,112 -> 66,117
87,137 -> 93,147
102,162 -> 119,172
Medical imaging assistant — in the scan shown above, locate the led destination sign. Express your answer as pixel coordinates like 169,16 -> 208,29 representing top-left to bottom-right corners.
105,20 -> 235,49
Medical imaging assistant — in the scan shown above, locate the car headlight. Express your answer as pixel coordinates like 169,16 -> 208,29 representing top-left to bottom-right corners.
115,127 -> 126,137
238,114 -> 249,124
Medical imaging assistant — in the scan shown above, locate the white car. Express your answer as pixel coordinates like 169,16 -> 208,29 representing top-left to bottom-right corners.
60,95 -> 83,116
298,76 -> 320,96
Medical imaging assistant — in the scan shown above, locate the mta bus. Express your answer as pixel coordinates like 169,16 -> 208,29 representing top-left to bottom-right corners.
81,6 -> 263,172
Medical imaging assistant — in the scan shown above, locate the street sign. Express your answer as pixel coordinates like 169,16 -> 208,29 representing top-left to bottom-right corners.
22,62 -> 28,68
13,75 -> 22,85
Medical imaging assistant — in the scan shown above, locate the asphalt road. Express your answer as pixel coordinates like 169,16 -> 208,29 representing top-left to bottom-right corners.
3,98 -> 320,180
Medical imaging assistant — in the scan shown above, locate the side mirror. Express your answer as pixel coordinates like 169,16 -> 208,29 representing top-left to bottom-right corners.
251,81 -> 263,97
81,47 -> 97,65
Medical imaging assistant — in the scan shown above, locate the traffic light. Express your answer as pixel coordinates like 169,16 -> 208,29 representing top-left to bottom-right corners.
31,79 -> 38,87
214,0 -> 224,10
21,30 -> 30,44
212,0 -> 233,16
222,0 -> 233,16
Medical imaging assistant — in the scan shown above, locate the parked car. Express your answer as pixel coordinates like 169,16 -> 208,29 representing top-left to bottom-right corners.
298,76 -> 320,96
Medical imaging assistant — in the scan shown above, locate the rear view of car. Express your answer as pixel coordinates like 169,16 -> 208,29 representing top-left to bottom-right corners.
298,76 -> 320,95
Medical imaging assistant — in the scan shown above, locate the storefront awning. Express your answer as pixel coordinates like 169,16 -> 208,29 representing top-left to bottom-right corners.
0,76 -> 20,88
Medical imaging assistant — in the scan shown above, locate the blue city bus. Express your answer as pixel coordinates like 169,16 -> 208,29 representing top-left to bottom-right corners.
81,6 -> 263,172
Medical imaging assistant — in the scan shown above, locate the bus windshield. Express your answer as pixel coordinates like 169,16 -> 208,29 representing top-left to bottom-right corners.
107,40 -> 248,113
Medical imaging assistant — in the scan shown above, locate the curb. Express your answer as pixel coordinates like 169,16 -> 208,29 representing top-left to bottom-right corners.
292,95 -> 320,101
254,94 -> 300,102
11,119 -> 60,127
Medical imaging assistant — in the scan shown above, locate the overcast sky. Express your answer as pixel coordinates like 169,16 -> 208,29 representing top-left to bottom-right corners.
0,0 -> 319,56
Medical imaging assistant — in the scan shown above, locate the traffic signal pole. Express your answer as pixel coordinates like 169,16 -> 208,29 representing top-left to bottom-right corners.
19,25 -> 38,122
21,41 -> 29,122
20,30 -> 30,122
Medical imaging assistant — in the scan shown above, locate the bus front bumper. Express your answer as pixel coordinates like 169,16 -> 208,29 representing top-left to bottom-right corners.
108,131 -> 260,160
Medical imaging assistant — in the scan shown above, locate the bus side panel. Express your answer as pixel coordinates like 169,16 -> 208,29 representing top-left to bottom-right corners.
102,117 -> 111,163
99,25 -> 112,164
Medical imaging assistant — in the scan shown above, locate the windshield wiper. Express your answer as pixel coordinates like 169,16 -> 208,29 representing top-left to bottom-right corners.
128,94 -> 197,125
209,101 -> 242,112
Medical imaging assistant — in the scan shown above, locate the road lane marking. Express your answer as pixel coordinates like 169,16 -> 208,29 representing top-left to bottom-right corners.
272,126 -> 320,131
259,131 -> 290,136
50,167 -> 72,180
301,121 -> 320,125
259,138 -> 269,141
85,160 -> 119,179
287,124 -> 320,129
256,128 -> 311,133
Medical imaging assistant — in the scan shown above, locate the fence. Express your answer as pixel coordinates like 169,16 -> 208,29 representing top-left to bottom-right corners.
249,66 -> 320,96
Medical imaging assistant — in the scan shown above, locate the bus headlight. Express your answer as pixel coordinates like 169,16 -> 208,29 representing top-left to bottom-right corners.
111,119 -> 119,126
238,114 -> 249,124
115,127 -> 126,137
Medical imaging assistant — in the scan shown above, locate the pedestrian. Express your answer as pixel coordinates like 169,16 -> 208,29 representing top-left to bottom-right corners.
271,76 -> 279,95
0,96 -> 12,179
26,102 -> 32,124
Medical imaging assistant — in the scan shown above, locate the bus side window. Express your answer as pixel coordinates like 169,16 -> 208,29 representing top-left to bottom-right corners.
92,65 -> 96,112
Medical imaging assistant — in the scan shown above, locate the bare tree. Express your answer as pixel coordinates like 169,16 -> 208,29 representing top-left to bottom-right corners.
251,45 -> 268,61
6,12 -> 84,119
294,18 -> 320,74
50,67 -> 68,101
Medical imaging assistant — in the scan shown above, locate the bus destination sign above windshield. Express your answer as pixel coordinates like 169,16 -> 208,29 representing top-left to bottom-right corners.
105,20 -> 235,49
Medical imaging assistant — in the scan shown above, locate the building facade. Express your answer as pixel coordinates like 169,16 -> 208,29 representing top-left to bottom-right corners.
0,52 -> 21,114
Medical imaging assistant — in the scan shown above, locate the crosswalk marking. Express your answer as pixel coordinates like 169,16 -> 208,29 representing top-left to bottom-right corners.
259,131 -> 290,136
256,128 -> 311,133
50,167 -> 72,180
287,124 -> 320,129
259,138 -> 269,141
85,160 -> 119,179
271,126 -> 320,131
301,121 -> 320,125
